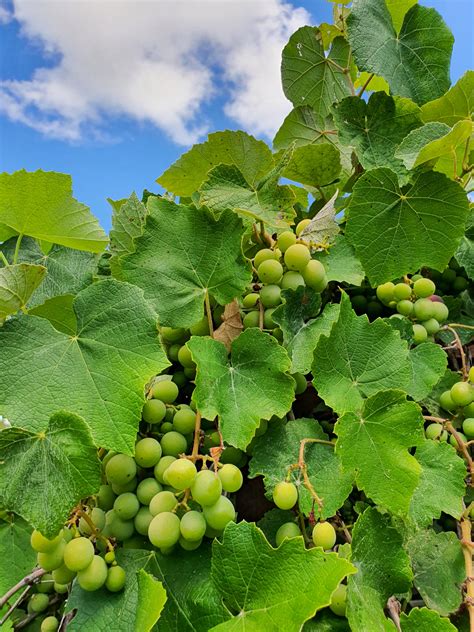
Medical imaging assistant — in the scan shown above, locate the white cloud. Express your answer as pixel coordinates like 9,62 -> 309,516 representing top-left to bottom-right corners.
0,0 -> 310,145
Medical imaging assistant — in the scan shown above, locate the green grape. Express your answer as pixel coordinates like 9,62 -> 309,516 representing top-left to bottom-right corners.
37,540 -> 66,571
97,484 -> 116,511
292,372 -> 307,395
203,495 -> 236,530
312,521 -> 336,550
135,437 -> 162,468
152,380 -> 179,404
111,477 -> 137,495
366,301 -> 383,318
173,408 -> 196,434
273,481 -> 298,510
105,565 -> 126,592
41,616 -> 59,632
106,511 -> 135,541
164,459 -> 197,490
220,446 -> 246,466
78,507 -> 105,535
469,367 -> 474,383
30,530 -> 63,553
260,284 -> 282,308
134,506 -> 154,536
53,582 -> 68,594
178,345 -> 196,369
218,464 -> 243,493
284,244 -> 311,272
376,282 -> 395,304
277,231 -> 297,252
142,399 -> 167,424
172,371 -> 187,388
258,259 -> 283,284
62,527 -> 73,542
450,432 -> 466,447
281,271 -> 305,290
184,367 -> 196,379
160,431 -> 187,457
77,555 -> 108,591
148,512 -> 181,548
396,300 -> 413,316
114,493 -> 140,520
167,343 -> 181,362
243,310 -> 260,328
161,327 -> 186,343
439,390 -> 457,412
422,318 -> 440,335
351,294 -> 367,313
160,422 -> 174,434
302,260 -> 326,290
254,248 -> 278,269
255,419 -> 268,437
179,536 -> 202,550
275,522 -> 301,547
36,574 -> 54,593
204,523 -> 223,539
149,491 -> 178,516
465,402 -> 474,417
104,550 -> 115,563
191,470 -> 223,506
393,283 -> 412,301
463,418 -> 474,438
189,316 -> 210,336
137,479 -> 162,505
263,308 -> 276,329
412,324 -> 428,345
413,278 -> 436,298
272,327 -> 283,342
329,583 -> 347,617
413,298 -> 435,321
453,276 -> 468,292
106,454 -> 137,486
425,423 -> 446,441
63,537 -> 94,572
52,564 -> 76,585
242,293 -> 259,308
450,381 -> 473,407
180,510 -> 207,541
28,593 -> 50,614
295,219 -> 311,236
154,455 -> 176,483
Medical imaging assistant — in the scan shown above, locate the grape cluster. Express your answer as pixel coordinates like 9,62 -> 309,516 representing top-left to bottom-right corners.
376,277 -> 449,344
426,259 -> 470,295
426,368 -> 474,444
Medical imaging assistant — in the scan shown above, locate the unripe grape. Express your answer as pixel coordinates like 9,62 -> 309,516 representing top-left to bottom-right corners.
301,259 -> 325,289
462,418 -> 474,438
243,310 -> 260,328
135,437 -> 162,468
63,537 -> 94,572
37,540 -> 66,571
172,371 -> 187,388
275,522 -> 301,547
260,284 -> 282,308
104,550 -> 115,563
137,479 -> 162,506
53,582 -> 68,594
154,456 -> 176,484
312,521 -> 336,550
421,318 -> 440,335
396,300 -> 413,316
220,447 -> 246,466
202,495 -> 236,530
292,372 -> 307,395
52,563 -> 76,585
412,324 -> 428,345
173,408 -> 196,434
277,231 -> 297,252
254,248 -> 278,269
164,459 -> 197,490
218,464 -> 243,493
180,510 -> 207,541
284,244 -> 311,272
393,283 -> 412,301
178,345 -> 196,369
450,382 -> 473,407
263,308 -> 276,329
142,399 -> 167,424
450,432 -> 466,447
329,584 -> 347,617
160,422 -> 174,434
191,470 -> 222,506
179,536 -> 202,550
413,278 -> 436,298
295,219 -> 311,236
149,491 -> 178,516
281,271 -> 305,290
367,301 -> 383,318
439,390 -> 457,412
28,593 -> 50,613
41,616 -> 59,632
464,402 -> 474,417
413,298 -> 435,321
160,431 -> 187,457
148,512 -> 181,548
167,343 -> 181,362
105,454 -> 137,487
255,419 -> 268,437
134,506 -> 154,536
77,555 -> 108,591
97,484 -> 116,511
152,380 -> 179,404
30,530 -> 63,553
273,481 -> 298,510
111,477 -> 137,495
78,507 -> 106,536
242,293 -> 259,308
105,565 -> 126,592
114,493 -> 140,520
161,327 -> 186,343
469,367 -> 474,383
453,276 -> 468,292
189,316 -> 210,336
351,294 -> 367,313
36,574 -> 54,593
425,423 -> 446,441
258,259 -> 284,284
376,282 -> 395,304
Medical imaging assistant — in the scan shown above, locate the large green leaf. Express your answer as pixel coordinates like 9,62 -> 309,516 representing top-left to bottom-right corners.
188,329 -> 295,450
348,508 -> 412,632
273,107 -> 338,150
421,71 -> 474,126
0,171 -> 108,253
400,608 -> 457,632
406,530 -> 464,616
347,1 -> 453,105
345,168 -> 470,285
157,130 -> 273,196
407,343 -> 447,402
385,0 -> 417,34
299,192 -> 340,248
333,92 -> 421,179
281,27 -> 352,117
135,569 -> 167,632
312,294 -> 413,414
109,192 -> 147,276
0,411 -> 101,538
0,279 -> 170,453
335,390 -> 424,514
409,441 -> 466,527
313,235 -> 365,285
250,418 -> 354,519
0,263 -> 46,320
121,198 -> 251,327
210,522 -> 355,632
28,294 -> 77,335
0,515 -> 36,595
282,144 -> 341,189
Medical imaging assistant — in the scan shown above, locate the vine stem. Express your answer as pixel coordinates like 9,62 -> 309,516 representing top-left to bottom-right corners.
443,325 -> 468,379
449,323 -> 474,331
78,509 -> 114,552
12,233 -> 23,265
0,568 -> 46,609
204,291 -> 214,337
287,438 -> 334,513
357,72 -> 374,97
460,514 -> 474,630
191,410 -> 202,458
15,595 -> 60,630
0,585 -> 31,626
258,300 -> 264,331
0,251 -> 9,266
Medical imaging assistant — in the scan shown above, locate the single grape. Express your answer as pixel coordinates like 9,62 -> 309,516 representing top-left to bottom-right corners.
277,231 -> 297,252
450,432 -> 466,447
413,278 -> 436,298
275,522 -> 301,547
260,284 -> 282,308
142,399 -> 167,424
413,298 -> 435,321
254,248 -> 278,269
36,573 -> 54,593
243,310 -> 260,328
154,456 -> 176,484
167,343 -> 181,362
376,282 -> 395,304
148,512 -> 181,548
189,316 -> 210,336
462,418 -> 474,438
178,345 -> 196,369
105,454 -> 137,487
52,563 -> 76,585
301,260 -> 325,290
255,419 -> 268,437
453,276 -> 468,292
292,372 -> 307,395
425,423 -> 446,441
263,308 -> 276,329
164,459 -> 197,490
173,408 -> 196,434
191,470 -> 223,506
396,300 -> 413,317
284,244 -> 311,272
295,219 -> 311,236
220,447 -> 246,466
329,583 -> 347,617
41,616 -> 59,632
469,367 -> 474,383
137,480 -> 161,506
149,491 -> 178,516
202,495 -> 236,530
106,511 -> 135,541
37,540 -> 66,572
134,506 -> 154,536
393,283 -> 412,301
105,565 -> 126,592
366,301 -> 383,318
30,530 -> 63,553
439,390 -> 457,412
280,271 -> 305,290
135,437 -> 162,468
204,523 -> 223,539
412,324 -> 428,345
172,371 -> 187,388
63,537 -> 94,572
442,269 -> 457,284
160,431 -> 187,457
53,582 -> 68,594
111,477 -> 138,495
62,527 -> 74,542
242,293 -> 260,308
422,318 -> 440,335
179,536 -> 202,550
160,327 -> 186,343
160,422 -> 174,434
152,380 -> 179,404
97,484 -> 116,511
273,481 -> 298,510
218,463 -> 243,493
28,593 -> 50,614
464,402 -> 474,417
180,510 -> 207,541
312,521 -> 336,550
258,259 -> 284,284
351,294 -> 367,313
77,555 -> 108,591
450,382 -> 473,407
114,493 -> 140,520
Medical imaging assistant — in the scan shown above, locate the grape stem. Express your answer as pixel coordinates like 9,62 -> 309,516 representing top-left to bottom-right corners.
459,508 -> 474,630
258,300 -> 264,331
356,72 -> 374,97
334,514 -> 352,544
0,567 -> 46,610
78,508 -> 114,552
443,325 -> 468,379
0,585 -> 31,626
204,292 -> 214,337
287,438 -> 333,513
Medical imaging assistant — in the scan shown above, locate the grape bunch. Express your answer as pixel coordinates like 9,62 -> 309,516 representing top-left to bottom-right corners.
426,259 -> 470,296
426,368 -> 474,444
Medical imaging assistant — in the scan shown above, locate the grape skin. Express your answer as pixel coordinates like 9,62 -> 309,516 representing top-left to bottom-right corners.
312,521 -> 336,550
105,565 -> 126,592
77,555 -> 108,591
64,537 -> 94,572
275,522 -> 301,547
273,481 -> 298,510
148,512 -> 181,548
191,470 -> 223,506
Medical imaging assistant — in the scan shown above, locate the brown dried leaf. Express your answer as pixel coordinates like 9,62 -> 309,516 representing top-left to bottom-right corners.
213,299 -> 243,351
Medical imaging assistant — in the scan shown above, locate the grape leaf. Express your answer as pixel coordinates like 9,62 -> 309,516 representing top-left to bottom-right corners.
313,235 -> 365,285
281,27 -> 352,117
0,263 -> 46,320
0,411 -> 101,538
157,130 -> 273,196
420,369 -> 460,417
109,192 -> 147,276
456,219 -> 474,280
0,170 -> 108,253
406,530 -> 464,616
134,569 -> 167,632
273,107 -> 338,150
354,72 -> 389,95
210,521 -> 355,632
345,168 -> 470,286
335,390 -> 424,514
348,508 -> 412,632
282,144 -> 341,189
409,441 -> 466,527
303,610 -> 351,632
273,286 -> 322,344
121,198 -> 251,327
28,294 -> 77,335
421,71 -> 474,126
407,343 -> 447,402
0,515 -> 36,595
299,191 -> 340,248
0,279 -> 170,453
188,329 -> 295,450
312,293 -> 412,414
347,1 -> 453,106
385,0 -> 417,34
332,92 -> 421,179
250,418 -> 354,519
400,607 -> 457,632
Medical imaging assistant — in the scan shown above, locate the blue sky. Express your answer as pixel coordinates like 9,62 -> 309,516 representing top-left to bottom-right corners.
0,0 -> 472,232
